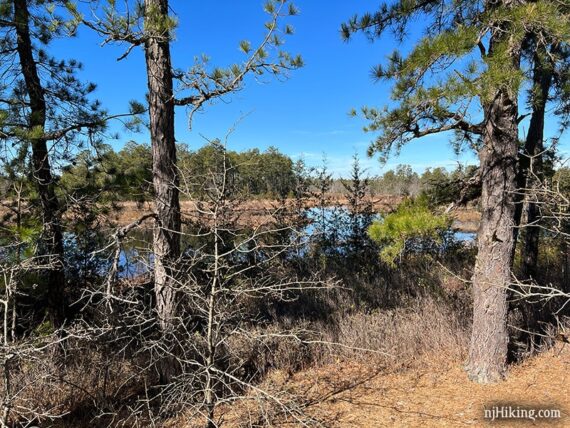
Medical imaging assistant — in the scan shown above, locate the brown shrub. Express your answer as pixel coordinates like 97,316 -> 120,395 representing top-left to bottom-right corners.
332,296 -> 469,366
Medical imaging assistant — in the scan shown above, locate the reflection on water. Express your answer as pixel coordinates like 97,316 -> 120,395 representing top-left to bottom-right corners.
113,228 -> 153,279
1,208 -> 477,280
119,247 -> 153,278
454,231 -> 477,242
115,210 -> 477,277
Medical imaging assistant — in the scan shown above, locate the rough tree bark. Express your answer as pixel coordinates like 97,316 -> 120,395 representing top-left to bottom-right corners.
467,91 -> 519,382
466,27 -> 521,382
13,0 -> 66,327
143,0 -> 181,331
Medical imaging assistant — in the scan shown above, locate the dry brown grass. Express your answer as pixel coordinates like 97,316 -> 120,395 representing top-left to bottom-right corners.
2,195 -> 482,233
7,295 -> 568,428
164,296 -> 473,427
327,297 -> 469,366
451,208 -> 481,233
104,195 -> 403,226
163,292 -> 570,427
180,343 -> 569,427
1,345 -> 145,427
106,197 -> 483,235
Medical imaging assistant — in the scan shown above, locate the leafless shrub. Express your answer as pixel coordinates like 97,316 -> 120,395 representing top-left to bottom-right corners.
0,228 -> 148,427
77,138 -> 337,427
506,155 -> 570,355
512,154 -> 570,239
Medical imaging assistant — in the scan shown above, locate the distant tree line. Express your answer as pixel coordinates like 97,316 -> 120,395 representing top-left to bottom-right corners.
54,142 -> 297,201
28,142 -> 570,208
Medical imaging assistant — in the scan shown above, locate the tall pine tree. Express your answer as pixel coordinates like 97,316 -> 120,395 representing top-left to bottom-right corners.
514,37 -> 570,279
343,0 -> 569,382
71,0 -> 302,334
0,0 -> 107,327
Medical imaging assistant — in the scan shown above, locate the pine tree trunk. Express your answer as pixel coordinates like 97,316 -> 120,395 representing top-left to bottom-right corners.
464,4 -> 525,381
521,50 -> 552,279
466,87 -> 519,382
143,0 -> 181,331
14,0 -> 66,327
512,46 -> 552,280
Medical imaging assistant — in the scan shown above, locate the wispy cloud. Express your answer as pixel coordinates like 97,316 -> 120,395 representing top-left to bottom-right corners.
290,152 -> 325,160
290,152 -> 377,177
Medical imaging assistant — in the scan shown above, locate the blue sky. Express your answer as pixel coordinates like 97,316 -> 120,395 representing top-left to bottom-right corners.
50,1 -> 568,177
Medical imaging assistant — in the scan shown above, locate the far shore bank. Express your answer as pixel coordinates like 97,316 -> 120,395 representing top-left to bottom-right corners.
0,195 -> 481,233
107,196 -> 481,233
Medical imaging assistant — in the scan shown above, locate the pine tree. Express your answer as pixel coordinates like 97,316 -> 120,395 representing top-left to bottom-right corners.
0,0 -> 107,327
341,153 -> 374,254
343,0 -> 569,382
71,0 -> 302,335
514,39 -> 570,279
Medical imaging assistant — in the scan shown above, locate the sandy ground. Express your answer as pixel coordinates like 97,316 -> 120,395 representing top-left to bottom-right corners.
179,344 -> 569,427
290,345 -> 569,427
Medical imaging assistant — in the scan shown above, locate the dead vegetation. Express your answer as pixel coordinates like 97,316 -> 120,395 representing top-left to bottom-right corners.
163,311 -> 569,427
270,343 -> 569,427
105,196 -> 403,227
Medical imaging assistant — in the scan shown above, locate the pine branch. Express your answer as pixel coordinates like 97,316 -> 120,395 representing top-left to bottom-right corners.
173,1 -> 300,127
